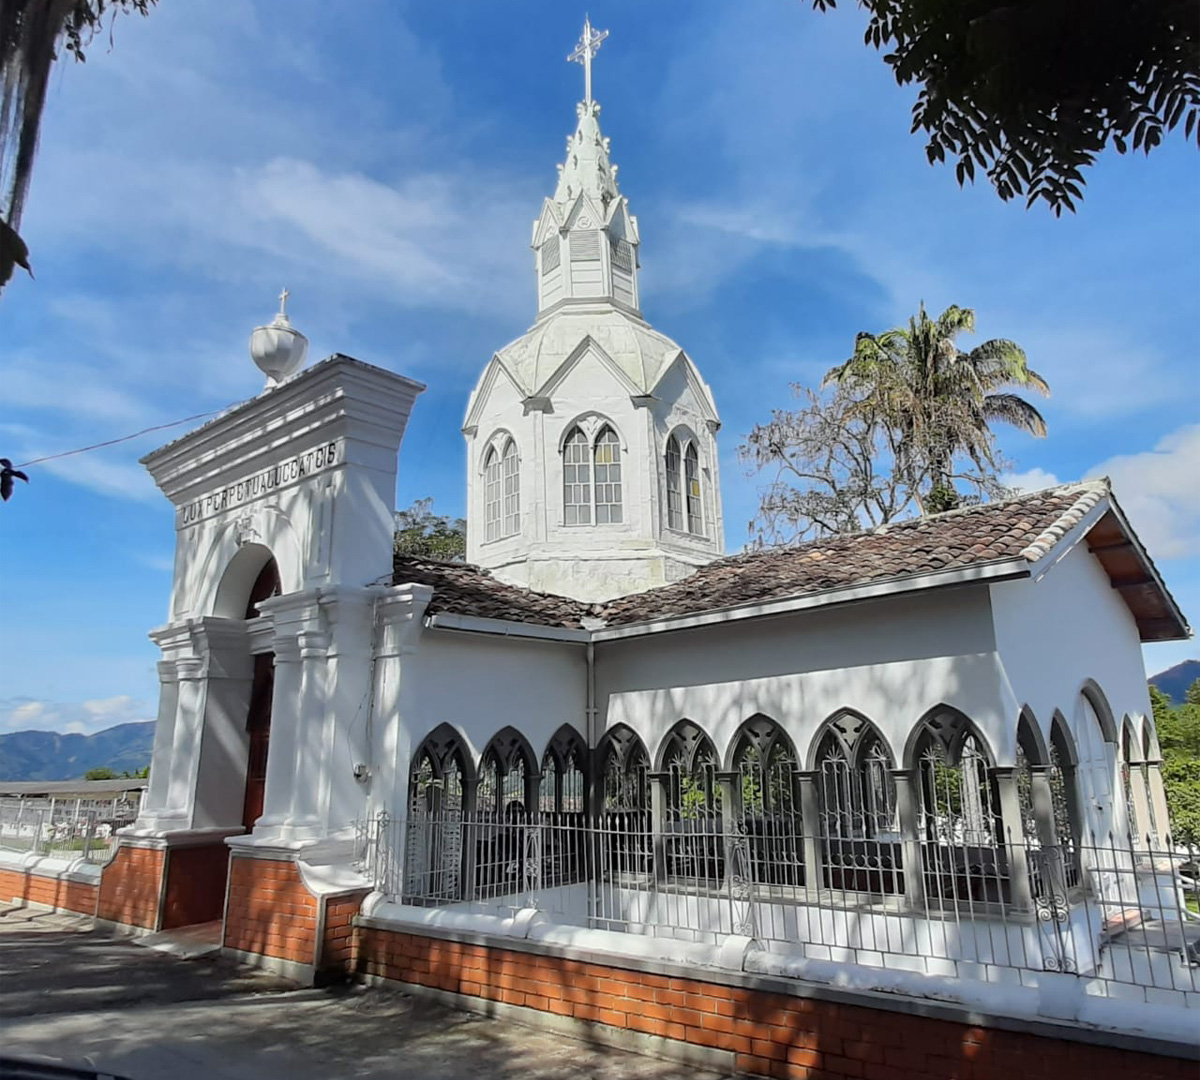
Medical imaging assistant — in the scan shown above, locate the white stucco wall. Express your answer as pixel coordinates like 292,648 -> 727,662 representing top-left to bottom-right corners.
593,585 -> 1006,769
375,623 -> 587,817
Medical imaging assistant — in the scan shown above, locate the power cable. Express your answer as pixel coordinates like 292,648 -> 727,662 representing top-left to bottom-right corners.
14,399 -> 251,470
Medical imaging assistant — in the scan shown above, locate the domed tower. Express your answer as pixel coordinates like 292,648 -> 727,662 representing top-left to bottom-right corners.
463,21 -> 724,602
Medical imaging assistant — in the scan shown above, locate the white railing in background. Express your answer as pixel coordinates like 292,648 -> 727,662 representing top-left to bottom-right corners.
0,795 -> 141,866
356,809 -> 1200,1012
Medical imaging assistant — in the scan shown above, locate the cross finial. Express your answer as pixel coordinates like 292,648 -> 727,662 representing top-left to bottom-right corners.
278,287 -> 290,315
568,17 -> 608,106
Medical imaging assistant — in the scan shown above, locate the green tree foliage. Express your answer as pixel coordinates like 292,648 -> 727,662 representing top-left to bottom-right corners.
809,0 -> 1199,214
84,766 -> 116,780
1,1 -> 156,287
394,498 -> 466,561
742,303 -> 1049,543
1153,678 -> 1200,846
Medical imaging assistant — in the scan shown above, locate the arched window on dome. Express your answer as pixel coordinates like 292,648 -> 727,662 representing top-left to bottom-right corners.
563,426 -> 592,525
483,447 -> 502,542
665,435 -> 683,531
501,440 -> 519,537
594,426 -> 623,523
684,443 -> 702,535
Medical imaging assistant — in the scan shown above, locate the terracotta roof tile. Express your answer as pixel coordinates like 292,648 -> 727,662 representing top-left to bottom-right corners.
393,482 -> 1112,631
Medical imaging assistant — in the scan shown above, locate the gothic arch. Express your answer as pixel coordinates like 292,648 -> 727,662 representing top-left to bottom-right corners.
1016,707 -> 1049,766
1121,716 -> 1144,764
542,724 -> 587,773
806,708 -> 896,771
723,713 -> 798,771
557,412 -> 626,452
412,722 -> 478,786
1050,711 -> 1079,767
1080,679 -> 1118,744
481,726 -> 538,776
654,718 -> 716,772
904,704 -> 996,768
595,723 -> 650,810
479,427 -> 519,470
1142,716 -> 1161,761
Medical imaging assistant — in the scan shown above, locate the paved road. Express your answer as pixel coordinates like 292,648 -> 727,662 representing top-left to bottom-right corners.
0,905 -> 729,1080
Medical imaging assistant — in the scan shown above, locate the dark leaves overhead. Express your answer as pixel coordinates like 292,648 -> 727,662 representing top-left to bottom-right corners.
810,0 -> 1200,213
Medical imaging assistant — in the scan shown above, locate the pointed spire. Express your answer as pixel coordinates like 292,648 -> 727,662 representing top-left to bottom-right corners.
553,100 -> 620,209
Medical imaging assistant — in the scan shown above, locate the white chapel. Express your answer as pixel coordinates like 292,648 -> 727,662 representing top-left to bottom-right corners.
36,19 -> 1192,1059
464,26 -> 722,601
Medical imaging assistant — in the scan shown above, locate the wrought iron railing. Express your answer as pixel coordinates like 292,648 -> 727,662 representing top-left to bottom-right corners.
358,808 -> 1200,1010
0,796 -> 139,866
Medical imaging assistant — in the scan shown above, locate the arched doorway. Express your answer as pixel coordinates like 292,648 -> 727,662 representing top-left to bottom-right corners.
240,557 -> 279,831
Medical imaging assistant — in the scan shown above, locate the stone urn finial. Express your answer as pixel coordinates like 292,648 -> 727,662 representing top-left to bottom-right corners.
250,287 -> 308,389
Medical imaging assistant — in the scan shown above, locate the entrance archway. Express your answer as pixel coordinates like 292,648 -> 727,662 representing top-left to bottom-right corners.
240,557 -> 280,831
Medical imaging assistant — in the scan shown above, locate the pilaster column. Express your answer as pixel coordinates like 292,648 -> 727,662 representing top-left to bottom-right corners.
892,770 -> 925,909
254,635 -> 302,834
1145,761 -> 1172,846
165,655 -> 207,821
1129,765 -> 1156,849
993,766 -> 1034,913
796,770 -> 823,895
140,659 -> 180,821
1029,765 -> 1069,900
288,627 -> 331,835
649,771 -> 669,882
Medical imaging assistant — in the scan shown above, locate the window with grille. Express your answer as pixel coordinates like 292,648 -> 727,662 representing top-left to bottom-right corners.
484,448 -> 502,542
563,427 -> 592,524
665,435 -> 683,530
501,440 -> 519,537
594,427 -> 623,524
685,443 -> 702,535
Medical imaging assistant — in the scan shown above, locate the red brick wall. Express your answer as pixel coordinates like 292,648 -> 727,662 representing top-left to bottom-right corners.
96,845 -> 165,929
321,890 -> 367,970
162,843 -> 229,929
352,926 -> 1193,1080
223,856 -> 318,965
0,866 -> 97,915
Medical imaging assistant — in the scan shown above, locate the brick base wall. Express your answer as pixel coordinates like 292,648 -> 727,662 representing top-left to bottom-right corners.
224,856 -> 319,964
222,855 -> 368,977
0,866 -> 97,915
352,925 -> 1193,1080
96,844 -> 165,929
162,843 -> 229,929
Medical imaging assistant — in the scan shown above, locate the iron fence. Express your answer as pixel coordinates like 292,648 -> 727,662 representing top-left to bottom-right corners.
359,808 -> 1200,1010
0,796 -> 140,866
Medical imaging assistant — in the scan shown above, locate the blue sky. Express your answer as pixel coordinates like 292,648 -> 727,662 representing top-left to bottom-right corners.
1,0 -> 1197,736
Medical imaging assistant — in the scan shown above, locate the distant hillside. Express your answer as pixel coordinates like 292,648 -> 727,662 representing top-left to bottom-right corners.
1149,660 -> 1200,705
0,722 -> 155,782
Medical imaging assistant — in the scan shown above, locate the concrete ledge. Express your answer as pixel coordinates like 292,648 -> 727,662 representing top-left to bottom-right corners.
221,944 -> 311,985
354,913 -> 1200,1062
358,970 -> 735,1075
0,848 -> 104,884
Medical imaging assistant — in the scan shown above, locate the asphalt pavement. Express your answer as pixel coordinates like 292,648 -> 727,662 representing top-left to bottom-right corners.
0,903 -> 730,1080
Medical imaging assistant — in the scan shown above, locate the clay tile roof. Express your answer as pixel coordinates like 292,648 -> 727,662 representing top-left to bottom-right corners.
391,480 -> 1187,641
392,555 -> 594,629
599,481 -> 1109,626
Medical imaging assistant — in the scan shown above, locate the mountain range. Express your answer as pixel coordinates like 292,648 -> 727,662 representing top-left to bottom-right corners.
1149,660 -> 1200,705
0,722 -> 155,782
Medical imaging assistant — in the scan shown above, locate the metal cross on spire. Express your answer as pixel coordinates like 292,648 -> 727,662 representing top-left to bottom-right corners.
567,17 -> 608,105
278,287 -> 290,315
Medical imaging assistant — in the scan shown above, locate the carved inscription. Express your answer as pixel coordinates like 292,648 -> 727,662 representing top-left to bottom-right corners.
177,441 -> 339,526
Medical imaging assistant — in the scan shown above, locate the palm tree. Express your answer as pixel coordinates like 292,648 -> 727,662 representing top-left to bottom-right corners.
823,303 -> 1049,513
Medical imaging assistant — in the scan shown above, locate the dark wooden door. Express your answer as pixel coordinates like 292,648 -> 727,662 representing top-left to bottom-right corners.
241,651 -> 275,831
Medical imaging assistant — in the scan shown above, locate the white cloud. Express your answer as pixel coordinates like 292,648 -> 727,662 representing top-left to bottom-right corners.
1089,424 -> 1200,560
1003,467 -> 1061,493
0,696 -> 152,735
